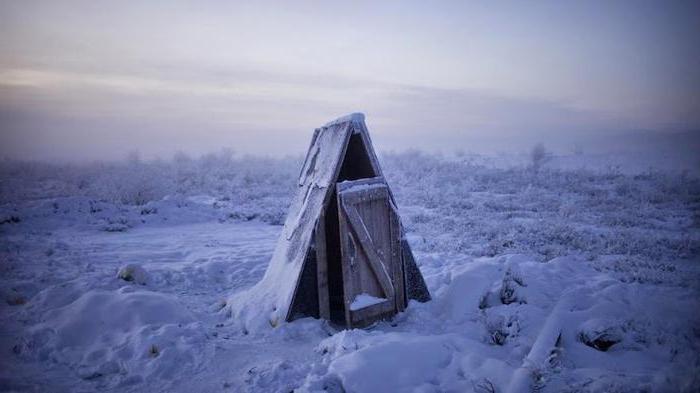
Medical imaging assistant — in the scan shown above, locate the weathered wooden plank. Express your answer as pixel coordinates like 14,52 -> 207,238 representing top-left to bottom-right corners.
350,299 -> 395,327
336,176 -> 385,193
365,197 -> 387,301
343,203 -> 395,300
337,196 -> 355,329
315,213 -> 330,320
283,120 -> 353,322
315,121 -> 353,326
340,186 -> 388,205
334,172 -> 416,328
349,215 -> 383,309
389,203 -> 405,312
297,128 -> 320,185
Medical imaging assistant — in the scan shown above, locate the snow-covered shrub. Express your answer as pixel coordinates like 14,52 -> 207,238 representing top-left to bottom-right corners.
578,319 -> 624,351
0,151 -> 300,228
530,143 -> 551,172
500,267 -> 525,305
484,314 -> 520,346
0,213 -> 21,225
471,378 -> 496,393
1,150 -> 697,261
86,159 -> 172,205
117,264 -> 149,285
3,288 -> 27,306
381,151 -> 699,262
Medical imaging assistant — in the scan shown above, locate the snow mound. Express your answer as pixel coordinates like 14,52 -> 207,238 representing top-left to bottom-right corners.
23,287 -> 209,388
296,255 -> 700,392
34,288 -> 193,347
328,333 -> 453,393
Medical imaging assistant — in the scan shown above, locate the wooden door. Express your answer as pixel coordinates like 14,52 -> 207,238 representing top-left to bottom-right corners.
337,177 -> 405,328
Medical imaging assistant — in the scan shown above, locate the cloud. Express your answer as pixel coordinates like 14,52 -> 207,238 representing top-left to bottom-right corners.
2,1 -> 698,161
1,61 -> 661,160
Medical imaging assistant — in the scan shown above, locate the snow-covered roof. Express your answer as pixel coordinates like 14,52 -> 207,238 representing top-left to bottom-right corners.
323,112 -> 365,128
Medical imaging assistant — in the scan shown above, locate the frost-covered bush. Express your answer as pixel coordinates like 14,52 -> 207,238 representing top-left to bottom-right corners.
578,319 -> 624,351
530,143 -> 551,172
117,264 -> 149,285
1,151 -> 697,263
0,151 -> 300,224
380,151 -> 700,262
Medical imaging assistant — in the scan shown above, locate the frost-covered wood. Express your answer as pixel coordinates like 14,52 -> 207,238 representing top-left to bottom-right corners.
225,113 -> 430,331
315,210 -> 330,320
338,178 -> 399,327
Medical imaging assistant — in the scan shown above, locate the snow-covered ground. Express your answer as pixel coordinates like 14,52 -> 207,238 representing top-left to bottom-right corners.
1,151 -> 698,392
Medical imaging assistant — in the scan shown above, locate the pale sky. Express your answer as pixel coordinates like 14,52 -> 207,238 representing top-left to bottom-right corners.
1,0 -> 699,160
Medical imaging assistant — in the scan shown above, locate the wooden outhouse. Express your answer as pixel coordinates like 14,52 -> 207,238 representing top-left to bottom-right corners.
248,113 -> 429,329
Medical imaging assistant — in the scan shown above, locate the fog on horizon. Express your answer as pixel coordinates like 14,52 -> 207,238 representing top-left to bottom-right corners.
1,0 -> 699,162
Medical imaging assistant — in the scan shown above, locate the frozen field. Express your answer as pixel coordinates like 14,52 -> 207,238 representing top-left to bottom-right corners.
1,152 -> 699,392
